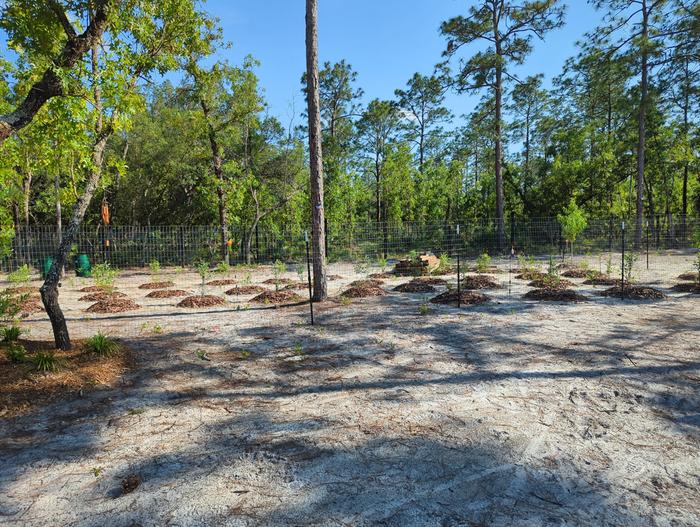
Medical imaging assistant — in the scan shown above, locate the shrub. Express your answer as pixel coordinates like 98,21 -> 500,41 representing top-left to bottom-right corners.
84,333 -> 120,357
195,261 -> 210,294
0,291 -> 22,326
377,257 -> 388,273
6,344 -> 26,363
476,252 -> 492,273
33,351 -> 60,372
272,260 -> 286,290
623,252 -> 638,284
93,263 -> 118,292
148,259 -> 161,276
557,198 -> 588,257
1,325 -> 22,342
8,264 -> 31,284
215,261 -> 231,274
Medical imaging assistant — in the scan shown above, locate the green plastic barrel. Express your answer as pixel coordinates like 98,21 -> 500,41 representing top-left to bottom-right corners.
42,256 -> 54,278
75,254 -> 92,277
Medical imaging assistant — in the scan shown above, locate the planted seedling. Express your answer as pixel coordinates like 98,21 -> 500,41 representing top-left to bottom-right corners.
148,259 -> 161,277
476,252 -> 492,274
419,303 -> 430,316
195,349 -> 210,361
8,264 -> 31,285
195,261 -> 211,295
92,263 -> 118,293
273,260 -> 286,291
6,344 -> 26,363
1,325 -> 21,342
377,257 -> 388,273
33,351 -> 60,372
623,252 -> 638,285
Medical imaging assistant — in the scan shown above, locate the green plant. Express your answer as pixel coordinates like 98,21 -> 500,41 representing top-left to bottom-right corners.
476,252 -> 492,273
407,249 -> 418,260
547,256 -> 559,279
606,256 -> 613,276
8,264 -> 31,284
293,344 -> 304,356
148,259 -> 161,276
33,351 -> 60,372
84,333 -> 121,357
273,260 -> 286,290
196,349 -> 210,361
354,259 -> 369,275
6,344 -> 26,363
152,324 -> 163,334
557,198 -> 588,257
195,261 -> 210,294
622,252 -> 638,284
215,261 -> 231,274
419,303 -> 429,316
296,266 -> 305,283
377,257 -> 388,273
340,296 -> 352,306
243,272 -> 252,285
91,467 -> 104,478
0,291 -> 22,326
1,325 -> 22,342
92,263 -> 118,292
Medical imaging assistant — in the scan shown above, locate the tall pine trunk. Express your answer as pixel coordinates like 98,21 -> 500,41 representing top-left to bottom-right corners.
306,0 -> 328,301
635,0 -> 649,248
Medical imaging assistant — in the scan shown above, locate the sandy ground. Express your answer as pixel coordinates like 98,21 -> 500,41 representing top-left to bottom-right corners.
1,253 -> 699,526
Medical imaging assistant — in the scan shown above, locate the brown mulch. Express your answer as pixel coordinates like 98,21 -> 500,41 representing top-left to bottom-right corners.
393,281 -> 436,294
341,285 -> 386,298
678,272 -> 700,281
262,278 -> 293,285
86,298 -> 140,313
561,268 -> 591,278
138,281 -> 175,290
225,285 -> 266,296
429,290 -> 490,306
582,275 -> 620,286
78,291 -> 128,302
430,266 -> 456,276
328,275 -> 343,281
524,288 -> 588,302
599,285 -> 667,300
468,266 -> 503,274
527,277 -> 575,290
283,282 -> 310,291
206,279 -> 237,286
17,297 -> 44,316
369,273 -> 392,279
349,279 -> 385,288
514,270 -> 547,280
412,277 -> 448,286
250,290 -> 304,304
79,285 -> 113,293
3,286 -> 35,295
0,339 -> 134,418
177,295 -> 227,308
461,275 -> 502,290
671,283 -> 700,294
145,289 -> 188,299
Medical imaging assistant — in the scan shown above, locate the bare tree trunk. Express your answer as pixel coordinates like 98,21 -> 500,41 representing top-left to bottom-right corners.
306,0 -> 328,301
493,8 -> 506,253
55,172 -> 64,277
635,0 -> 649,248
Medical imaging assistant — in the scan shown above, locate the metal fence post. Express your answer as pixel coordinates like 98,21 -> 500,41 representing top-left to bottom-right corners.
456,224 -> 461,309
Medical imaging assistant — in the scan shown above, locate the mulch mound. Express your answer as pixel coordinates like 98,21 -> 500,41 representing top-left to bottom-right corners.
678,272 -> 699,281
206,279 -> 237,286
514,270 -> 546,280
283,282 -> 310,291
349,279 -> 384,288
18,297 -> 44,315
138,281 -> 175,290
145,289 -> 188,298
328,275 -> 343,281
79,285 -> 112,293
393,281 -> 436,293
250,290 -> 304,304
430,290 -> 490,306
262,278 -> 293,285
86,298 -> 140,313
524,288 -> 588,302
430,266 -> 456,276
412,277 -> 448,286
78,291 -> 128,302
528,277 -> 575,289
225,285 -> 266,296
369,272 -> 392,279
599,285 -> 667,300
468,266 -> 503,274
0,339 -> 134,418
462,275 -> 501,290
671,283 -> 700,294
341,285 -> 386,298
3,286 -> 35,295
561,268 -> 590,278
582,275 -> 620,286
177,295 -> 227,308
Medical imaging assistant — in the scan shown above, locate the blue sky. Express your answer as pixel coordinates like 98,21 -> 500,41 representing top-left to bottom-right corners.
202,0 -> 605,127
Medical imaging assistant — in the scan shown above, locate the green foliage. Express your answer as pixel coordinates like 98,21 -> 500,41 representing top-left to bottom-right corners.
0,291 -> 22,325
84,333 -> 120,357
419,303 -> 430,316
1,325 -> 21,342
148,259 -> 161,276
195,261 -> 210,294
92,264 -> 118,292
476,252 -> 492,273
377,257 -> 388,273
623,252 -> 638,284
6,344 -> 26,363
33,351 -> 59,372
8,264 -> 31,284
558,198 -> 588,247
215,261 -> 231,274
